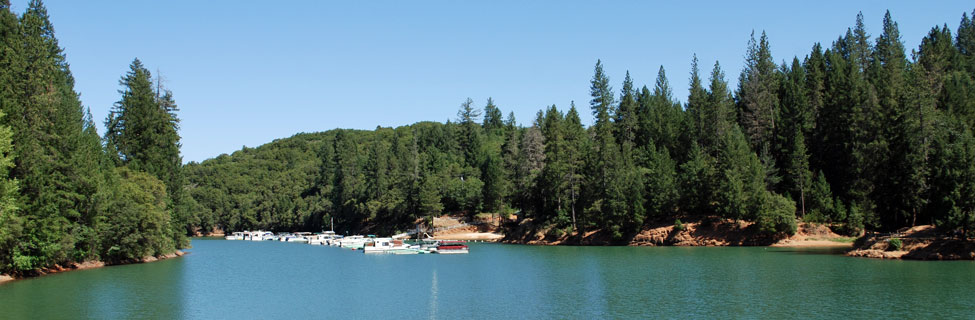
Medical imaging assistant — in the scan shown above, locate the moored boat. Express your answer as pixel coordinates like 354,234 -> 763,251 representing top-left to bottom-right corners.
225,231 -> 245,240
249,231 -> 274,241
363,237 -> 394,253
339,235 -> 367,249
436,240 -> 469,254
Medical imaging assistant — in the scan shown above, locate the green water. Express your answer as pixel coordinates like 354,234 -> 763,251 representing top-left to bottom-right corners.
1,239 -> 973,319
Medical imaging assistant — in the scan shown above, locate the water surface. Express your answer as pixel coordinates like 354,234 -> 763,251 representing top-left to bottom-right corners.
1,239 -> 972,319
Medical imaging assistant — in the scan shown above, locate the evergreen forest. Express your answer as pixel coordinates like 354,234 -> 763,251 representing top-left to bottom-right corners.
184,10 -> 975,242
2,1 -> 975,275
0,1 -> 186,275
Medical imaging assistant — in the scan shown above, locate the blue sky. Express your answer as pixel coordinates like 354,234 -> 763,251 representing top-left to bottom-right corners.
9,1 -> 974,163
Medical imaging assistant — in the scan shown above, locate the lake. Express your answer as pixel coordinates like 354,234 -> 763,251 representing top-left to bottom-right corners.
1,239 -> 973,319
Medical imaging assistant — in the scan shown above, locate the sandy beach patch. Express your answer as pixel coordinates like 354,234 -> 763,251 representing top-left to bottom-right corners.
771,239 -> 854,248
432,232 -> 504,241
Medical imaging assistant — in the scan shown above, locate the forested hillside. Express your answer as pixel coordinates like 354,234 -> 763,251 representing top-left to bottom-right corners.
0,1 -> 187,275
186,10 -> 975,240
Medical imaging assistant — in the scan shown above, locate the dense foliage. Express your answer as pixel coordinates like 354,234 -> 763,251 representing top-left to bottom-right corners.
0,1 -> 185,275
186,10 -> 975,240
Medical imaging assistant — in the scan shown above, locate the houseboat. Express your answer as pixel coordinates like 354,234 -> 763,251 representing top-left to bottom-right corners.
436,240 -> 469,254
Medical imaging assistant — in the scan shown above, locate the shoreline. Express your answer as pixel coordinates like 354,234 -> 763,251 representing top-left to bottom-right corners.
500,218 -> 972,260
843,225 -> 975,260
431,232 -> 504,241
770,239 -> 854,248
0,250 -> 185,286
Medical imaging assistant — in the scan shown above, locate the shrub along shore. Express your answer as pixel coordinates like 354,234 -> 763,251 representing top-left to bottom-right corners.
0,251 -> 185,285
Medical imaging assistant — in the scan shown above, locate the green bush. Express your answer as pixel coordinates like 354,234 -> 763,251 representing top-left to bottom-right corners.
98,167 -> 177,263
888,238 -> 903,251
674,219 -> 686,232
757,193 -> 798,235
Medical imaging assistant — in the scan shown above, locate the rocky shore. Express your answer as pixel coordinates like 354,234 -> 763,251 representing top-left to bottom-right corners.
845,225 -> 975,260
502,217 -> 851,247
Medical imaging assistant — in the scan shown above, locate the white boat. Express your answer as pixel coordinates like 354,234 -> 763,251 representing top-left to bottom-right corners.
308,235 -> 324,245
277,233 -> 307,243
364,238 -> 418,254
327,235 -> 344,246
249,231 -> 273,241
225,231 -> 245,240
436,240 -> 469,254
308,231 -> 338,245
363,238 -> 394,253
339,235 -> 367,249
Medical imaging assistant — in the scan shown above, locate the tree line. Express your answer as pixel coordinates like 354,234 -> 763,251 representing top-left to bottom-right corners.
0,1 -> 186,275
185,10 -> 975,241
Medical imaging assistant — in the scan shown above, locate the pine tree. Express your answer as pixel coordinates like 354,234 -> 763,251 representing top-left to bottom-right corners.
786,129 -> 813,219
816,32 -> 875,223
850,12 -> 873,74
615,73 -> 647,233
456,98 -> 483,170
517,125 -> 544,219
563,103 -> 588,232
804,43 -> 827,131
0,1 -> 21,273
539,105 -> 568,225
615,71 -> 638,145
807,171 -> 836,223
870,11 -> 914,229
685,55 -> 709,148
717,125 -> 765,222
737,31 -> 780,153
586,60 -> 636,239
105,58 -> 185,245
779,58 -> 814,210
679,142 -> 715,215
500,120 -> 520,214
333,130 -> 365,230
947,11 -> 975,128
0,0 -> 19,115
927,116 -> 975,237
704,61 -> 736,156
0,110 -> 20,272
644,143 -> 678,218
4,0 -> 93,271
482,97 -> 504,135
590,60 -> 615,119
480,151 -> 503,213
916,25 -> 956,110
638,66 -> 683,158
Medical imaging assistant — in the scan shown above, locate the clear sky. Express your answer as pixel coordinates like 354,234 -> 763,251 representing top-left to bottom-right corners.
8,1 -> 974,163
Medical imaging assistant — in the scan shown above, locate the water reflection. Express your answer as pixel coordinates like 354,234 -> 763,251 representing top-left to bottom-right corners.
428,269 -> 438,319
84,258 -> 186,318
0,257 -> 185,319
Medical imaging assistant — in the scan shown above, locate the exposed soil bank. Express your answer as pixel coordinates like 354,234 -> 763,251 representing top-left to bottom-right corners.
432,232 -> 504,241
0,250 -> 186,286
502,217 -> 846,247
432,220 -> 504,242
771,239 -> 853,248
846,225 -> 975,260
